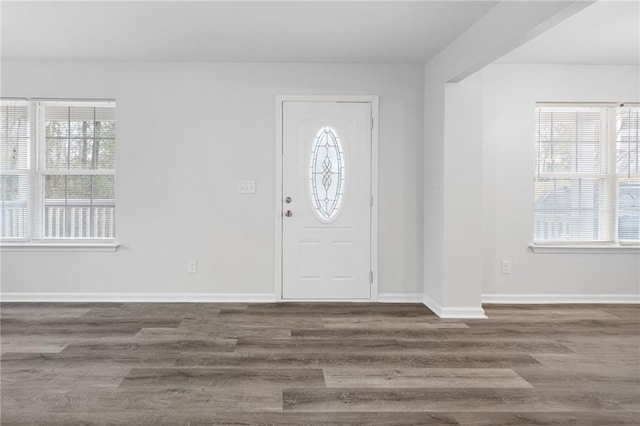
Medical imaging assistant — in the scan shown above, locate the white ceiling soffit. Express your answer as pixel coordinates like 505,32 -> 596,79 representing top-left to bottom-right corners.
0,1 -> 498,63
499,0 -> 640,65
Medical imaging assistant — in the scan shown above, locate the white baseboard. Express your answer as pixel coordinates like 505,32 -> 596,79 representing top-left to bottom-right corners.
482,294 -> 640,304
0,292 -> 429,304
423,294 -> 487,319
13,292 -> 634,306
0,293 -> 277,303
377,293 -> 423,303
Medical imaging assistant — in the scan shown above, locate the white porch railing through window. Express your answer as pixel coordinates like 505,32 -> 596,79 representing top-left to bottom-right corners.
44,199 -> 115,239
1,201 -> 28,238
1,200 -> 115,239
534,215 -> 573,241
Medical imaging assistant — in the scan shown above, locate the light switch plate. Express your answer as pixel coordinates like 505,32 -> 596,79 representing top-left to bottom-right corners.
237,180 -> 256,194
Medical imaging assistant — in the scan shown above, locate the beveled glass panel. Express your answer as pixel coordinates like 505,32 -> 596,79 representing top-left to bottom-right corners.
308,127 -> 345,222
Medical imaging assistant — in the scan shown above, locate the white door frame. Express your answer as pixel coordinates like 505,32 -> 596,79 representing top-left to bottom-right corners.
275,95 -> 379,302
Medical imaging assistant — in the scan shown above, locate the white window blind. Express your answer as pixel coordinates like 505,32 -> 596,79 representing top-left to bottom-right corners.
617,105 -> 640,242
0,99 -> 30,239
534,103 -> 639,244
38,101 -> 116,239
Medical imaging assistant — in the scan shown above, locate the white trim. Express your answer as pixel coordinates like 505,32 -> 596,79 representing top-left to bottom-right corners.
378,293 -> 424,303
0,293 -> 277,303
274,95 -> 379,302
529,244 -> 640,254
370,98 -> 379,302
274,95 -> 379,103
37,170 -> 115,176
32,98 -> 116,108
482,294 -> 640,304
423,294 -> 487,319
274,96 -> 284,300
274,298 -> 374,303
0,242 -> 119,252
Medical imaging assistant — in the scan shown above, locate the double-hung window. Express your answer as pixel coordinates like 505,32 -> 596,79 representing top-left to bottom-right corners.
533,103 -> 639,245
0,99 -> 30,239
0,99 -> 116,245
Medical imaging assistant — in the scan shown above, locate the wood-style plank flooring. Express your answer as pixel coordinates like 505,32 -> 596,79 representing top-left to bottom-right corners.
1,302 -> 638,425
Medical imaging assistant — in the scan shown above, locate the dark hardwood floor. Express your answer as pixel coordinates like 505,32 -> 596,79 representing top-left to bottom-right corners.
1,302 -> 638,425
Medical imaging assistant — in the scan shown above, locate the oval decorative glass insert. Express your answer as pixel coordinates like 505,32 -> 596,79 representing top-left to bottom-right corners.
309,127 -> 345,222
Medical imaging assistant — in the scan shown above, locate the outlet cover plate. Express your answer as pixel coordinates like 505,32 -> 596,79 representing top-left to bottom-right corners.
501,260 -> 512,275
237,180 -> 256,194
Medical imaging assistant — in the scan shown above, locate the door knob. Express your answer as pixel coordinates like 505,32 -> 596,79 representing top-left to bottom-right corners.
285,210 -> 293,217
285,196 -> 292,203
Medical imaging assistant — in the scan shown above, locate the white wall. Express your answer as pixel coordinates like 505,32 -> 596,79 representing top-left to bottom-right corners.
482,64 -> 640,299
423,68 -> 487,318
441,73 -> 485,311
0,61 -> 424,298
422,69 -> 445,307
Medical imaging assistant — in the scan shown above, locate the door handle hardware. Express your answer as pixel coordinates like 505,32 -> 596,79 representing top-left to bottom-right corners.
285,210 -> 293,217
285,196 -> 292,203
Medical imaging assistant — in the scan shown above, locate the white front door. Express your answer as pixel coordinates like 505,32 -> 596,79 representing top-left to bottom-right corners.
282,101 -> 372,300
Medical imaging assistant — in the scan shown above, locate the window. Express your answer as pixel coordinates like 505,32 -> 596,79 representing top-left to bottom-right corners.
309,126 -> 345,222
533,103 -> 639,245
0,99 -> 30,239
0,99 -> 116,244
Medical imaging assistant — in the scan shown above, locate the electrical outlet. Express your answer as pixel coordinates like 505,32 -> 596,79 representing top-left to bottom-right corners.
501,260 -> 512,275
187,259 -> 198,273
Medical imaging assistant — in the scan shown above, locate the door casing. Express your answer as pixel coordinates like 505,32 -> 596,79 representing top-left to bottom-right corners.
275,95 -> 379,302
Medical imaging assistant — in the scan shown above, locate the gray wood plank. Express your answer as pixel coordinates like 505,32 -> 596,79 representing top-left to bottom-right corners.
323,367 -> 533,388
175,352 -> 541,368
282,388 -> 640,412
1,411 -> 461,425
118,367 -> 326,389
453,411 -> 640,425
1,342 -> 68,354
1,302 -> 637,424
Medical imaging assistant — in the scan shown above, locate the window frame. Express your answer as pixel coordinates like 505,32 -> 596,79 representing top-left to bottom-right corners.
532,102 -> 640,250
0,98 -> 118,251
0,98 -> 31,242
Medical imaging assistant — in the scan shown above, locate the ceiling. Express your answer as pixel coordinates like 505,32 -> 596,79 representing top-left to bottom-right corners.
4,1 -> 636,66
1,1 -> 498,63
499,0 -> 640,65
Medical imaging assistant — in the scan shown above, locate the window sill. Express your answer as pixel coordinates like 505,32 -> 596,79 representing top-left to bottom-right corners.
0,242 -> 120,252
529,244 -> 640,254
